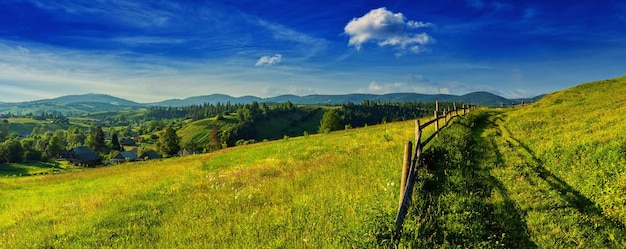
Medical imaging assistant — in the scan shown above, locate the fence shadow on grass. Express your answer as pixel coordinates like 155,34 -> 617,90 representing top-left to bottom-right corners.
501,124 -> 626,232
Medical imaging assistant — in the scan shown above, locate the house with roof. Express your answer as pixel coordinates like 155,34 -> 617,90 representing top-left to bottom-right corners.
68,146 -> 101,167
120,138 -> 136,146
111,151 -> 139,164
140,150 -> 161,161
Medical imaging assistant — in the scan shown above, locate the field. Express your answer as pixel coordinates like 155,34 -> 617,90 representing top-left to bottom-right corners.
2,77 -> 626,247
391,77 -> 626,247
0,161 -> 85,177
3,118 -> 90,135
1,118 -> 428,248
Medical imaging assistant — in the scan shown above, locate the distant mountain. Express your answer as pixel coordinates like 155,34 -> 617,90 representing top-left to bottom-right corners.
32,93 -> 143,106
0,91 -> 542,115
0,94 -> 144,115
262,92 -> 530,107
151,94 -> 262,106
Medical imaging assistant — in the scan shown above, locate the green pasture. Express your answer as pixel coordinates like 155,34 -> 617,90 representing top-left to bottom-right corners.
0,119 -> 423,248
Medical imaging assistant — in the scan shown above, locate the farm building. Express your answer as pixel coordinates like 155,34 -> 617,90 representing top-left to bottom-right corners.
68,146 -> 101,167
140,150 -> 161,160
120,138 -> 136,146
111,151 -> 139,164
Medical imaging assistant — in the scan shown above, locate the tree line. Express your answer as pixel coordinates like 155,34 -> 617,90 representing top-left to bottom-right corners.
0,100 -> 463,164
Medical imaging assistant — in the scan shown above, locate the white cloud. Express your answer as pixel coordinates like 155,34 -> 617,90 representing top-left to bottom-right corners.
255,54 -> 283,66
344,7 -> 434,53
360,77 -> 496,96
407,21 -> 434,29
362,81 -> 424,94
499,89 -> 535,99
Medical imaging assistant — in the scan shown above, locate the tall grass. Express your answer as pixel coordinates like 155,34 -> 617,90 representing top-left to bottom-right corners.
504,77 -> 626,225
0,119 -> 420,247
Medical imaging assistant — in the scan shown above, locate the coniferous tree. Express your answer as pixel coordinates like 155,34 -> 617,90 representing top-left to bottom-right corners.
94,126 -> 106,152
111,133 -> 122,151
0,119 -> 10,143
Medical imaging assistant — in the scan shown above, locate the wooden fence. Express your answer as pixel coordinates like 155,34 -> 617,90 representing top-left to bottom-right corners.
395,101 -> 476,231
499,100 -> 532,108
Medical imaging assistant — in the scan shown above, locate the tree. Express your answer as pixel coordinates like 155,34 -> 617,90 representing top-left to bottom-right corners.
111,133 -> 122,151
93,126 -> 106,152
0,119 -> 10,143
66,126 -> 86,148
0,139 -> 24,163
318,109 -> 341,133
21,138 -> 42,161
157,124 -> 181,157
44,131 -> 65,160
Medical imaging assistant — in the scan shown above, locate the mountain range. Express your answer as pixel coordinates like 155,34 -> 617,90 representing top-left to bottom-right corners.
0,92 -> 542,114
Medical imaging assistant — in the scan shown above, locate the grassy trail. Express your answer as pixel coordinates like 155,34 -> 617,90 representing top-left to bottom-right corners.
398,110 -> 626,248
477,110 -> 626,247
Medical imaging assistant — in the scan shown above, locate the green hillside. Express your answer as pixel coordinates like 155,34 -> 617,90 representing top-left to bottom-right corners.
2,77 -> 624,247
177,107 -> 325,150
407,76 -> 626,247
0,119 -> 425,247
504,77 -> 626,224
380,77 -> 626,247
252,107 -> 324,140
4,118 -> 90,135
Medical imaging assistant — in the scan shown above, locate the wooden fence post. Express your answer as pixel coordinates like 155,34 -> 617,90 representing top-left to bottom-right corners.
395,120 -> 422,231
399,141 -> 412,210
434,101 -> 439,136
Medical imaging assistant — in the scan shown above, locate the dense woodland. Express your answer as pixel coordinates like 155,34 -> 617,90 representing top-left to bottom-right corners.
0,100 -> 457,164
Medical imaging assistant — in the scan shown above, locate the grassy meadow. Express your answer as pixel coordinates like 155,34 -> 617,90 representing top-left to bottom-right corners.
1,118 -> 433,248
3,76 -> 625,248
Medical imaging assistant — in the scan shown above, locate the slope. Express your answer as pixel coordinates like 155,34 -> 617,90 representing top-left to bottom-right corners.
0,119 -> 419,247
414,76 -> 626,247
386,77 -> 626,247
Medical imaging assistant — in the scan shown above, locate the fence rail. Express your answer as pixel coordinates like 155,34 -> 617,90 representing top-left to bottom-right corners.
395,102 -> 476,231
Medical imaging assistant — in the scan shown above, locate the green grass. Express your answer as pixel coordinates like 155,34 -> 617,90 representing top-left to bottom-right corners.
0,161 -> 85,177
4,77 -> 624,247
177,114 -> 239,148
0,119 -> 420,247
392,77 -> 626,247
394,105 -> 626,248
503,77 -> 626,226
253,107 -> 324,140
4,118 -> 90,135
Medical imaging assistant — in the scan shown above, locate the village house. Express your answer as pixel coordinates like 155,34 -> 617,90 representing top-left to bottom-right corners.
111,151 -> 139,164
140,150 -> 161,160
120,138 -> 136,146
68,146 -> 101,167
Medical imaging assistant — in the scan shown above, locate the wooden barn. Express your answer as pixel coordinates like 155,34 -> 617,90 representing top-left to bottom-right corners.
68,146 -> 101,167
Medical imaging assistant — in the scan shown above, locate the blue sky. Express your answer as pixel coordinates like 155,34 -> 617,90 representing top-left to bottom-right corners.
1,0 -> 625,103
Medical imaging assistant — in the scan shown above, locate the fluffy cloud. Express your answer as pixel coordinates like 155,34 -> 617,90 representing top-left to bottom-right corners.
344,7 -> 434,53
361,78 -> 491,95
255,54 -> 282,66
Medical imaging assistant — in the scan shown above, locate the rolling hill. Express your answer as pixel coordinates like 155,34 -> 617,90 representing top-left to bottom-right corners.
0,117 -> 419,247
2,76 -> 625,247
0,91 -> 541,115
471,76 -> 626,247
